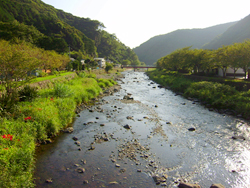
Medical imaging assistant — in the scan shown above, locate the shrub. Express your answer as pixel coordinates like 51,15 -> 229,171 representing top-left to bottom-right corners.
0,91 -> 20,117
18,85 -> 38,102
53,83 -> 74,98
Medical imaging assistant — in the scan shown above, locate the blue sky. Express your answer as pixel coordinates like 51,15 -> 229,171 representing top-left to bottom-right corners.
42,0 -> 250,48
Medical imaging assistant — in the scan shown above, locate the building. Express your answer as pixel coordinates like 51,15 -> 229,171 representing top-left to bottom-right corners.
94,58 -> 106,68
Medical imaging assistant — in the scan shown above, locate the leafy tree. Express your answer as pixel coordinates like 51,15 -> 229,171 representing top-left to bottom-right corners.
227,43 -> 241,78
105,62 -> 113,73
238,40 -> 250,79
0,40 -> 42,94
214,46 -> 231,77
121,60 -> 131,66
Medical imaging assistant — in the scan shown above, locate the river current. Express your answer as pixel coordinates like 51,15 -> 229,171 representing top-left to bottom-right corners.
35,71 -> 250,188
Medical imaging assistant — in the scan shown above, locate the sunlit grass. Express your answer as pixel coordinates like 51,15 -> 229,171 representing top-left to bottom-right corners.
30,72 -> 75,83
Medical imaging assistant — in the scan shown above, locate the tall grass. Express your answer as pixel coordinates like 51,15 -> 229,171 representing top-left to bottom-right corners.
0,74 -> 115,188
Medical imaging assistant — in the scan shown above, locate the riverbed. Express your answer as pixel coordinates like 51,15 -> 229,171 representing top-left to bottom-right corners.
34,71 -> 250,188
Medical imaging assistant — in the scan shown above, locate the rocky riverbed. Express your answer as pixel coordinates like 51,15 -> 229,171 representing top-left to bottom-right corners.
35,71 -> 250,188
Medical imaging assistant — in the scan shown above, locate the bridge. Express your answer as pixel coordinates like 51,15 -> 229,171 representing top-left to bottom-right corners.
122,66 -> 156,71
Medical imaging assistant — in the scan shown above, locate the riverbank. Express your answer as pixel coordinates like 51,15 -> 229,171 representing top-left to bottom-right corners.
146,69 -> 250,120
0,69 -> 123,188
34,71 -> 249,188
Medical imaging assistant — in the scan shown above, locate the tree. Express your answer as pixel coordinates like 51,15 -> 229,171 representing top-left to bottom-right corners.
0,40 -> 43,94
105,62 -> 113,73
227,43 -> 241,78
122,60 -> 131,66
214,46 -> 231,78
238,40 -> 250,79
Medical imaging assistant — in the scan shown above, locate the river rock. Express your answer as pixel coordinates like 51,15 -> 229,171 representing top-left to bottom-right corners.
89,145 -> 95,150
188,128 -> 196,131
152,175 -> 166,185
119,168 -> 126,173
76,167 -> 85,173
63,127 -> 74,133
210,184 -> 225,188
75,141 -> 80,146
232,135 -> 245,140
115,164 -> 120,167
123,124 -> 131,129
123,95 -> 134,100
178,182 -> 201,188
83,180 -> 89,184
126,116 -> 134,120
100,124 -> 105,126
72,136 -> 78,141
46,178 -> 53,183
109,181 -> 118,185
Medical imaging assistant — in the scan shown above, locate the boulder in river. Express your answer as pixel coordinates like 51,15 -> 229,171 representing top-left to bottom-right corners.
123,95 -> 134,100
63,127 -> 74,133
152,175 -> 167,185
76,167 -> 85,173
188,128 -> 196,131
210,184 -> 225,188
178,182 -> 201,188
123,124 -> 131,129
232,135 -> 245,140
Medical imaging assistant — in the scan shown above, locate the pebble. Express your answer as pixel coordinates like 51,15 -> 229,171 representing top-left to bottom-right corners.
188,128 -> 196,131
76,167 -> 85,173
46,178 -> 53,183
83,180 -> 89,184
115,164 -> 120,167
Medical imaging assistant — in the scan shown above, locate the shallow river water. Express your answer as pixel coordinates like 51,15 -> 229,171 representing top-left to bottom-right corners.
35,71 -> 250,188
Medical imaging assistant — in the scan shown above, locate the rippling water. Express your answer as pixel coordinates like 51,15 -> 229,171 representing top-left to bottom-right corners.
35,71 -> 250,188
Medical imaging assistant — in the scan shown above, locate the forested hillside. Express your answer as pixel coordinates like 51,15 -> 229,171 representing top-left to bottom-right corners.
203,14 -> 250,49
0,0 -> 141,65
133,22 -> 236,65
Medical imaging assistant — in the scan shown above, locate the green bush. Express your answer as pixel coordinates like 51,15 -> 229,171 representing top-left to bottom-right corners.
0,91 -> 20,117
53,83 -> 74,98
18,85 -> 38,102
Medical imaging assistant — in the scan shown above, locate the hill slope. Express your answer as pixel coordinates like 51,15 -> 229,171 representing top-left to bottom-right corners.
0,0 -> 141,65
133,22 -> 236,65
203,14 -> 250,49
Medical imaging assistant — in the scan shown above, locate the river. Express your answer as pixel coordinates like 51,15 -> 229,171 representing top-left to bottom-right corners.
34,71 -> 250,188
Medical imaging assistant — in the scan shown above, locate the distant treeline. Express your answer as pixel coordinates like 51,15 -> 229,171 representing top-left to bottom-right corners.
157,40 -> 250,78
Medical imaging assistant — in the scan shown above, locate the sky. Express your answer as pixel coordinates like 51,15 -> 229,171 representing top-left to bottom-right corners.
42,0 -> 250,48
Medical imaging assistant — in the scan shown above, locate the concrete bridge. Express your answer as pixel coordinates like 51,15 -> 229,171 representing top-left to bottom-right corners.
122,66 -> 156,71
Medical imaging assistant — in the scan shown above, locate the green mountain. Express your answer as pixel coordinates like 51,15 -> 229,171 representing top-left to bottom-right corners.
0,0 -> 140,65
133,22 -> 236,65
203,14 -> 250,49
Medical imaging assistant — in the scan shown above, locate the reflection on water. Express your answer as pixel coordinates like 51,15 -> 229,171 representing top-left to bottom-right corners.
35,71 -> 250,188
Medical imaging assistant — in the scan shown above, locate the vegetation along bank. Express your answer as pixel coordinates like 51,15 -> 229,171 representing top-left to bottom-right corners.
0,68 -> 121,188
147,69 -> 250,120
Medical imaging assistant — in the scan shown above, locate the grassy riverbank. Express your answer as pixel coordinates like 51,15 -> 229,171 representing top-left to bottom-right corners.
147,69 -> 250,119
0,71 -> 119,188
